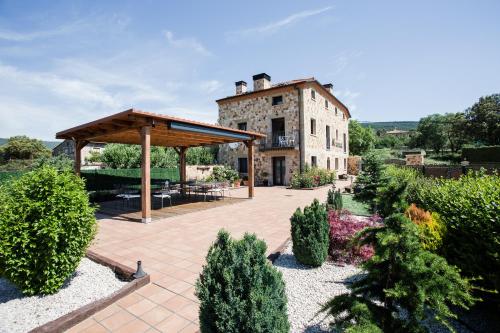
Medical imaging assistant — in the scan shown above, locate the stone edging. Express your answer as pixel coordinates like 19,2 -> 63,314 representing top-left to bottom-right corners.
29,251 -> 150,333
267,237 -> 291,263
286,184 -> 333,191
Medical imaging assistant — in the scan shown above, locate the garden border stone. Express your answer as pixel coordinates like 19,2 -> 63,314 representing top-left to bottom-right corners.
29,250 -> 150,333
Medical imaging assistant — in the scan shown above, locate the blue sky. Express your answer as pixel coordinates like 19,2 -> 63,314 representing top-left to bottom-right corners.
0,0 -> 499,140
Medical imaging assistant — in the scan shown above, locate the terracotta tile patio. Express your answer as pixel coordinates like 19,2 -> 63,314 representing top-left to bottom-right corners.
68,184 -> 344,333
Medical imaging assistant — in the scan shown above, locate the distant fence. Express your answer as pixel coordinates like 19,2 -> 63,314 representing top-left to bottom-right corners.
0,168 -> 180,191
81,168 -> 179,191
404,163 -> 499,179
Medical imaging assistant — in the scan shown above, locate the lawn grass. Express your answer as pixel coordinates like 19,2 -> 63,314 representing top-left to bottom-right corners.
341,194 -> 371,216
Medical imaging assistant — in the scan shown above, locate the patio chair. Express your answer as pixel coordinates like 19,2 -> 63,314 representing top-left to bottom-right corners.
207,182 -> 223,200
153,191 -> 172,208
220,181 -> 232,199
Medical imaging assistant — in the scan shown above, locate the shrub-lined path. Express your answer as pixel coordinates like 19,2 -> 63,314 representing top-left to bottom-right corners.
67,184 -> 346,333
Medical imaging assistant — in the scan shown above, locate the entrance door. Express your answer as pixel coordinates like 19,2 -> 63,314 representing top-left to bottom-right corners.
272,157 -> 286,185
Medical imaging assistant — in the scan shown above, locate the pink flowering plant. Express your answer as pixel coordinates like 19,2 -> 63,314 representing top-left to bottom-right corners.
328,209 -> 382,265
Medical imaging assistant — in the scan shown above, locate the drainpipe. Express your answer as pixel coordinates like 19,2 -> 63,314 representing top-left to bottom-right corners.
295,85 -> 305,172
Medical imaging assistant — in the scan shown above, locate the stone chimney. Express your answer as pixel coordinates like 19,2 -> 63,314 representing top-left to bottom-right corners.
253,73 -> 271,91
235,80 -> 247,95
323,83 -> 333,94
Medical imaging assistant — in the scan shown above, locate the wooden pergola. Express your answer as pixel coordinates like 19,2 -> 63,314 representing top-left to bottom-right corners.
56,109 -> 265,223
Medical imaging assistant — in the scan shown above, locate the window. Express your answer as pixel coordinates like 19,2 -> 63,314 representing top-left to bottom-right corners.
343,133 -> 347,153
272,95 -> 283,106
326,126 -> 331,150
311,89 -> 316,100
310,118 -> 316,135
344,158 -> 347,170
238,157 -> 248,173
335,158 -> 339,170
237,122 -> 247,131
335,107 -> 338,116
336,129 -> 339,141
327,157 -> 331,170
325,100 -> 328,108
311,156 -> 317,167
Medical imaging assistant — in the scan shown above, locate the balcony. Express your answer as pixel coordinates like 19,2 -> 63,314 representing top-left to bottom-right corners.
259,130 -> 299,151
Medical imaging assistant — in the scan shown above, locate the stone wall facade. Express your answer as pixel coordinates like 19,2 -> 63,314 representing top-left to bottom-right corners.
406,154 -> 424,166
217,80 -> 349,186
186,165 -> 217,181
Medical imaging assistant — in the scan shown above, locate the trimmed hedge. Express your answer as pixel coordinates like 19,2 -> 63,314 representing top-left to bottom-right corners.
0,166 -> 97,295
290,199 -> 329,266
462,145 -> 500,163
407,171 -> 500,301
196,230 -> 289,333
81,167 -> 179,191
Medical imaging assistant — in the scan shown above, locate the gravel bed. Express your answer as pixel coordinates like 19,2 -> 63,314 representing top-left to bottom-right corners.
0,258 -> 127,333
274,242 -> 488,333
274,243 -> 362,332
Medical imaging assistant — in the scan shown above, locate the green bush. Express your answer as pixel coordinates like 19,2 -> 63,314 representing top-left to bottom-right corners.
290,165 -> 335,189
290,199 -> 329,266
321,214 -> 476,332
407,170 -> 500,300
0,166 -> 97,295
207,165 -> 239,182
195,230 -> 289,333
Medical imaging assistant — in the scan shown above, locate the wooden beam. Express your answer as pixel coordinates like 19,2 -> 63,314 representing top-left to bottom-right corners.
141,126 -> 151,223
246,140 -> 254,198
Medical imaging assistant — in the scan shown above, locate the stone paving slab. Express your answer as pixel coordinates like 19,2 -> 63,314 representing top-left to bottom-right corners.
68,184 -> 344,332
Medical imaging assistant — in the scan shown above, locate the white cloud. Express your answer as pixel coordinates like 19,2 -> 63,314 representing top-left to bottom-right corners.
228,6 -> 332,38
163,30 -> 211,56
0,20 -> 88,42
200,80 -> 222,94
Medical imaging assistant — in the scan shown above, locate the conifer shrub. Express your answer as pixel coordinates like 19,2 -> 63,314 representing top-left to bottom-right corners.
321,214 -> 477,332
290,199 -> 329,266
354,152 -> 388,211
196,230 -> 289,333
0,166 -> 97,295
327,188 -> 343,211
405,204 -> 445,252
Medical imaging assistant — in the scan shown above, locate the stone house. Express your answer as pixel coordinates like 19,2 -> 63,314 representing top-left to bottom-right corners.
52,139 -> 106,169
217,73 -> 350,186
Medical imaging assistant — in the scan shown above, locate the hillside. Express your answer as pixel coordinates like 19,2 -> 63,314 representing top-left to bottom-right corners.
0,138 -> 61,149
360,121 -> 418,131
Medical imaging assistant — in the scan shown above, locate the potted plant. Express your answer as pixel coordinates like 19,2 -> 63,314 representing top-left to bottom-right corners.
261,171 -> 269,186
242,175 -> 249,186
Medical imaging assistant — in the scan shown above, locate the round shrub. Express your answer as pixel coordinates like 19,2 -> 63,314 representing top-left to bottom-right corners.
196,230 -> 289,333
290,199 -> 329,266
0,166 -> 97,295
405,204 -> 445,252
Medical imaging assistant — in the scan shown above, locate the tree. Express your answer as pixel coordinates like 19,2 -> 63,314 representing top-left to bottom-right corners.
413,114 -> 448,154
464,94 -> 500,145
443,112 -> 468,153
0,136 -> 51,161
321,214 -> 476,332
354,152 -> 387,211
349,120 -> 376,156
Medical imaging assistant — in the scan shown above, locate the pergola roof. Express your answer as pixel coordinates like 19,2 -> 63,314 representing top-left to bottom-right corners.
56,109 -> 265,146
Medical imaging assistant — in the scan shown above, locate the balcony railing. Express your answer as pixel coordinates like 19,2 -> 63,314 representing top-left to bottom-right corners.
259,130 -> 299,151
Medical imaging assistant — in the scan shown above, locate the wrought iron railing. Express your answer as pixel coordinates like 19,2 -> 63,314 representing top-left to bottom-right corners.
259,130 -> 299,150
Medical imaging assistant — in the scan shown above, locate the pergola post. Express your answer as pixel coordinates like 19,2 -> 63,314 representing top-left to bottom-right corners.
74,140 -> 88,176
179,147 -> 187,183
141,126 -> 151,223
246,140 -> 254,198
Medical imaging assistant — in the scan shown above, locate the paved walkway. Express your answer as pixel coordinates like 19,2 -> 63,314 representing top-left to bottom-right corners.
67,185 -> 339,333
